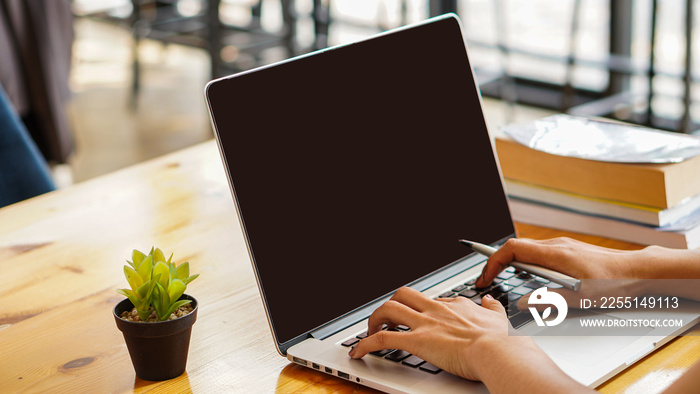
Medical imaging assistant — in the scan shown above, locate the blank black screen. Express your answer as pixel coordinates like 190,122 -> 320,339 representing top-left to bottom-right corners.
206,15 -> 515,346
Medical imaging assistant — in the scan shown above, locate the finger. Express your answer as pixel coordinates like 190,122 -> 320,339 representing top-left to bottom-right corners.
349,330 -> 413,359
366,298 -> 424,335
476,238 -> 530,287
389,287 -> 435,313
476,256 -> 508,288
480,294 -> 506,315
476,238 -> 563,287
434,294 -> 477,312
503,237 -> 596,276
516,292 -> 530,310
434,295 -> 466,303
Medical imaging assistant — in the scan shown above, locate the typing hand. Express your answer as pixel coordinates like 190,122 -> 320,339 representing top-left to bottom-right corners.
476,237 -> 634,289
348,287 -> 528,381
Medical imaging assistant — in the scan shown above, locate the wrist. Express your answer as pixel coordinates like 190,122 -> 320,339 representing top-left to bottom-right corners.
470,334 -> 591,394
628,246 -> 700,279
468,334 -> 537,386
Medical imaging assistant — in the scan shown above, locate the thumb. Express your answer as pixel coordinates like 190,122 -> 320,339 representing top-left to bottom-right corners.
481,294 -> 505,314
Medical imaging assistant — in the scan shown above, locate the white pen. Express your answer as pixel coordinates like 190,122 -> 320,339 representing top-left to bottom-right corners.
459,239 -> 581,291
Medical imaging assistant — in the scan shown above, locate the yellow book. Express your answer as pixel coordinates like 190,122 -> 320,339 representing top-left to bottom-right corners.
504,179 -> 700,227
496,136 -> 700,210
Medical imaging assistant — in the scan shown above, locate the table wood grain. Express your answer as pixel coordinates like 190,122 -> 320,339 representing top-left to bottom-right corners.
1,139 -> 697,393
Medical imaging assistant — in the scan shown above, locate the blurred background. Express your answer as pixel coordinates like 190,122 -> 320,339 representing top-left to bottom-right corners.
2,0 -> 699,189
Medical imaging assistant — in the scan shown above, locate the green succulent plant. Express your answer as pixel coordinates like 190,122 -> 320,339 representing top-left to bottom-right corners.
117,247 -> 199,321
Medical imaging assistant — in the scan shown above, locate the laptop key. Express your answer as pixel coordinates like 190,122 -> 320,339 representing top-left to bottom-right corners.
465,279 -> 477,287
516,271 -> 533,280
458,288 -> 478,298
402,355 -> 425,368
370,349 -> 395,357
492,283 -> 513,294
490,294 -> 508,307
507,306 -> 521,317
419,362 -> 442,374
512,286 -> 533,296
503,292 -> 521,303
523,280 -> 543,289
485,288 -> 507,300
509,312 -> 535,329
357,324 -> 389,340
385,349 -> 411,362
505,278 -> 525,287
496,271 -> 515,280
341,337 -> 359,347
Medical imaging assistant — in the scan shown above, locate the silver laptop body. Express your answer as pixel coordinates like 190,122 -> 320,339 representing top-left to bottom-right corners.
205,14 -> 700,393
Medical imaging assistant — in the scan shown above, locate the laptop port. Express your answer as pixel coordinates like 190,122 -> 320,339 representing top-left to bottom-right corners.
337,371 -> 350,380
292,357 -> 307,366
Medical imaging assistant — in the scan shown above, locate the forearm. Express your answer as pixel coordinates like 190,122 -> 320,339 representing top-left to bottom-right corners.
474,337 -> 591,394
626,246 -> 700,301
630,246 -> 700,279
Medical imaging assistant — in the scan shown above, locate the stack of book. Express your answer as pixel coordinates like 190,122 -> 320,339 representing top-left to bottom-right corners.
496,116 -> 700,249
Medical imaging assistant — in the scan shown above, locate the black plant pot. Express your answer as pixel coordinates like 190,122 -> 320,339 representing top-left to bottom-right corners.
113,294 -> 198,381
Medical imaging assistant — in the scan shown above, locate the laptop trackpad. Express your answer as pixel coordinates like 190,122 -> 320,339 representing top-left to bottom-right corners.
528,312 -> 656,367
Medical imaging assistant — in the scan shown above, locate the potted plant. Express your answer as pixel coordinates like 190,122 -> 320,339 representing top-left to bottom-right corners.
113,247 -> 199,381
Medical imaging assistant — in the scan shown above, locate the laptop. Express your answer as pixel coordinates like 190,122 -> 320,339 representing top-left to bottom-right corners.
205,14 -> 700,393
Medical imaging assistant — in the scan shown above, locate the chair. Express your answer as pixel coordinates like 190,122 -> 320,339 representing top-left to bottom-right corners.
130,0 -> 297,103
0,84 -> 55,208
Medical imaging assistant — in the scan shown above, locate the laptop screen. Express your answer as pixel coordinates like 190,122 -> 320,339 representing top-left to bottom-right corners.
206,15 -> 514,347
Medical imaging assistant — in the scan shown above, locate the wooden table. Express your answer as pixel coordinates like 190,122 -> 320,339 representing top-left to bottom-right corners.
1,139 -> 698,393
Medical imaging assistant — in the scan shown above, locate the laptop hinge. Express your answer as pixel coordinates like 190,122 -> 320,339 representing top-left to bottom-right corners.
308,300 -> 383,340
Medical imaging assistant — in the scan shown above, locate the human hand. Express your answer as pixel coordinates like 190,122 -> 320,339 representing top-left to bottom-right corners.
475,238 -> 683,310
348,287 -> 530,381
476,237 -> 636,289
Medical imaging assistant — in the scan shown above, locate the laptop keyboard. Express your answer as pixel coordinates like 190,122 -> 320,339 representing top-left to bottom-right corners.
341,267 -> 562,374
